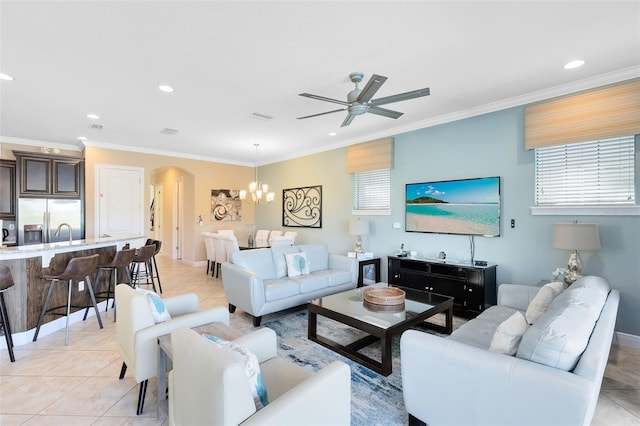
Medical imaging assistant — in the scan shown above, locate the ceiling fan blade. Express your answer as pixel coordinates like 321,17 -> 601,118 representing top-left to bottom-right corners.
299,93 -> 349,106
368,106 -> 404,119
341,113 -> 356,127
370,87 -> 430,106
297,108 -> 347,120
357,74 -> 387,103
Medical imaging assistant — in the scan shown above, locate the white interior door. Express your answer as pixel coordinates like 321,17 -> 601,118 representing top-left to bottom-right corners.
172,179 -> 183,259
96,165 -> 144,238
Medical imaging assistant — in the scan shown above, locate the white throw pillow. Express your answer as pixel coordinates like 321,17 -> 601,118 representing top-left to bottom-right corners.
135,288 -> 171,323
285,252 -> 310,277
525,281 -> 565,324
489,311 -> 529,355
202,334 -> 269,410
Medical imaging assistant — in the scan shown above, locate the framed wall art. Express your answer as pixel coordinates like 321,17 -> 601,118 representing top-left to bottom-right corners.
211,189 -> 242,221
282,185 -> 322,228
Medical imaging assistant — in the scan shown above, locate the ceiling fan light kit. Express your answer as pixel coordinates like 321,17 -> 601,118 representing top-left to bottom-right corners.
298,72 -> 430,127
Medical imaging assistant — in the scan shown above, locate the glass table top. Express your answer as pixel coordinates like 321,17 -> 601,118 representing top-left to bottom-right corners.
309,284 -> 452,330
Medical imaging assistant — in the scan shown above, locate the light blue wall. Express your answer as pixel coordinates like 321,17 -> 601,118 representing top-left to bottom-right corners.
258,106 -> 640,336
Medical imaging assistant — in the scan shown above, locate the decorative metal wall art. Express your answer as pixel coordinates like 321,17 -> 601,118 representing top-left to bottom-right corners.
211,189 -> 242,221
282,185 -> 322,228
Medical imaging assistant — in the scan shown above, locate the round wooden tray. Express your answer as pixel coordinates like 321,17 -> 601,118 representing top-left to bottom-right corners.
363,286 -> 405,306
363,300 -> 405,313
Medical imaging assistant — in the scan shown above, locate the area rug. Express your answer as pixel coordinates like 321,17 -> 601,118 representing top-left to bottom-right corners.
229,308 -> 465,426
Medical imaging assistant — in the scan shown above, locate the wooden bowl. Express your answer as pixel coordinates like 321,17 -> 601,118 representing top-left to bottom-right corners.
363,300 -> 405,313
363,286 -> 405,306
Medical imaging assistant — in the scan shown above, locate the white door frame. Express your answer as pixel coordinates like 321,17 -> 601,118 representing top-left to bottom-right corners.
172,178 -> 184,259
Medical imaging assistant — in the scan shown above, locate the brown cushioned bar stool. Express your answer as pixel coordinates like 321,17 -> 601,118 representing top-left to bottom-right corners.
33,254 -> 103,345
84,247 -> 136,322
130,245 -> 158,293
0,266 -> 16,362
146,239 -> 163,294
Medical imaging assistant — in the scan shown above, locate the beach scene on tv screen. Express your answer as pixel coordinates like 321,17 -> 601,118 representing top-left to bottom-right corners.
406,177 -> 500,236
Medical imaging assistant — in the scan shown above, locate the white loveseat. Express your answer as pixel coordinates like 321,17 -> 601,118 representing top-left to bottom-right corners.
221,244 -> 357,326
401,276 -> 619,426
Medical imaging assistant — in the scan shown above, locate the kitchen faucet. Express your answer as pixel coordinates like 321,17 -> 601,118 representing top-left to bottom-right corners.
55,223 -> 73,243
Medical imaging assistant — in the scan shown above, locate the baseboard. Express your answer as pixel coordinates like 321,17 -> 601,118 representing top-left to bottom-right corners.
614,331 -> 640,349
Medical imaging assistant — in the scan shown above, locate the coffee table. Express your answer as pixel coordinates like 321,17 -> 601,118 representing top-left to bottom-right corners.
307,283 -> 453,376
156,322 -> 238,420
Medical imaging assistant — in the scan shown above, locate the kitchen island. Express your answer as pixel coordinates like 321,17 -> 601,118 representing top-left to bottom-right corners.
0,235 -> 145,344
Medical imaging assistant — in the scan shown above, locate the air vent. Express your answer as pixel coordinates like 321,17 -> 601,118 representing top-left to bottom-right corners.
249,112 -> 274,121
88,123 -> 103,130
160,128 -> 179,135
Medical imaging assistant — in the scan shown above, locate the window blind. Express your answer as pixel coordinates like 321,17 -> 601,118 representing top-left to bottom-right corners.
535,135 -> 636,206
347,138 -> 394,173
353,169 -> 390,210
525,79 -> 640,150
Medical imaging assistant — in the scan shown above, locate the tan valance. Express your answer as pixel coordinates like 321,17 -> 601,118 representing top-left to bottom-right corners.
347,137 -> 394,173
525,79 -> 640,150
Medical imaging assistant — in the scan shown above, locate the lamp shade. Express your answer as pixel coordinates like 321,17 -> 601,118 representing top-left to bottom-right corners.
349,219 -> 369,236
552,223 -> 601,251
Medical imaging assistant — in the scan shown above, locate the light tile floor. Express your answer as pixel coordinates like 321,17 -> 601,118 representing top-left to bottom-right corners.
1,255 -> 639,425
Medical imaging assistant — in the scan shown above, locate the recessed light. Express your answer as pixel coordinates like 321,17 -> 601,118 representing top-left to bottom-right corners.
0,73 -> 14,81
158,85 -> 174,93
86,113 -> 100,120
329,132 -> 337,136
77,136 -> 88,141
564,60 -> 585,69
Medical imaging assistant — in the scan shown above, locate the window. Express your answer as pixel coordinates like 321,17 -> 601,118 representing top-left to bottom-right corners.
533,135 -> 638,215
353,169 -> 391,214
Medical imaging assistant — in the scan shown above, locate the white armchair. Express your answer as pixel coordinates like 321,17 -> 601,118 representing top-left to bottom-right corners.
168,327 -> 351,426
115,284 -> 229,415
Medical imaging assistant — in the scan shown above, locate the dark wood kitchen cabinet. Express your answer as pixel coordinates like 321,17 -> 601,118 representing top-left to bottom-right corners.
0,160 -> 16,218
14,151 -> 84,199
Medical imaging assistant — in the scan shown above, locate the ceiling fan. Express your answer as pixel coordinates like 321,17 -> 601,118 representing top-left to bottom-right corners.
297,72 -> 430,127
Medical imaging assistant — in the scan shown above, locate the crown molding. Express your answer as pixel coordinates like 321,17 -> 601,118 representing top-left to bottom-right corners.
0,136 -> 84,152
82,140 -> 254,167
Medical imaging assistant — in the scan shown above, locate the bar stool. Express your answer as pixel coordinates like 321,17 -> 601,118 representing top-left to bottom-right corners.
146,239 -> 163,294
84,247 -> 136,321
33,254 -> 103,345
130,245 -> 158,293
0,266 -> 16,362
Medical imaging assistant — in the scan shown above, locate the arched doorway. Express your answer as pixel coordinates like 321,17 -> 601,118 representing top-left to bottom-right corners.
151,166 -> 194,260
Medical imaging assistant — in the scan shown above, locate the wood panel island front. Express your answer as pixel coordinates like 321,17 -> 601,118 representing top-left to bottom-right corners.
0,236 -> 144,345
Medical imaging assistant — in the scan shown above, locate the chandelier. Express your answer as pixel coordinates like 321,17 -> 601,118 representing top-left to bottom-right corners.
239,144 -> 274,204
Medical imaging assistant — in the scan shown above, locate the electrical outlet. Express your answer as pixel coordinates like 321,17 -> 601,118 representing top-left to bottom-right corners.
78,281 -> 85,291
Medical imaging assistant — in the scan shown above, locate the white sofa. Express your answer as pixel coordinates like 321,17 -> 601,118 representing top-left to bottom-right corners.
401,276 -> 619,426
221,244 -> 357,326
168,327 -> 351,425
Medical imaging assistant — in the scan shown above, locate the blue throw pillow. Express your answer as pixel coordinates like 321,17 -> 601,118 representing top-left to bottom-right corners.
202,334 -> 269,409
135,288 -> 171,323
285,252 -> 310,277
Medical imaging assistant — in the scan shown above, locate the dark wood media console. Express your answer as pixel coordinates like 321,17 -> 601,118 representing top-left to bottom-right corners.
387,255 -> 497,318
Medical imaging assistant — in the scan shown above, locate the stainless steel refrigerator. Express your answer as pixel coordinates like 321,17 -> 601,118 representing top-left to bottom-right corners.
18,198 -> 83,245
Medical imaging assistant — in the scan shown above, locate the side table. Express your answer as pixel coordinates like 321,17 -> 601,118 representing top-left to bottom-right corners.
357,257 -> 381,287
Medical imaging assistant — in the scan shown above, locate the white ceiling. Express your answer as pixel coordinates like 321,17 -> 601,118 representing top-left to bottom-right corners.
1,1 -> 639,166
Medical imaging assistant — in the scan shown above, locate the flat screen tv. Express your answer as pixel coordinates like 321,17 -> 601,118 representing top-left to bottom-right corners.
405,176 -> 501,237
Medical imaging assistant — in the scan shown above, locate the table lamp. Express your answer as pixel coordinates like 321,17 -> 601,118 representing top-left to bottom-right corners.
349,219 -> 369,254
552,222 -> 601,284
